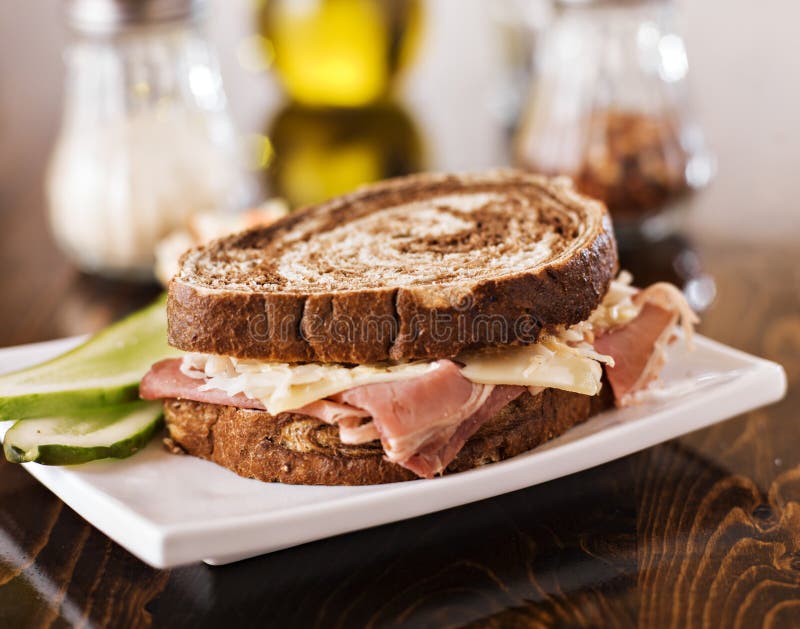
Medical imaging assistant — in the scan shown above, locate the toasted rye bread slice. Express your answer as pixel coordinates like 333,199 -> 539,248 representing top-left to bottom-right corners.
162,386 -> 613,485
169,170 -> 617,363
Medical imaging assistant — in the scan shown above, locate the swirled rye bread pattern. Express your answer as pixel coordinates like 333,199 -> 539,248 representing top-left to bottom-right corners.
168,171 -> 618,364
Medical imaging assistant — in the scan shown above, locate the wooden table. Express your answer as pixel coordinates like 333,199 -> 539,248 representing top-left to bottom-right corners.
3,233 -> 798,629
1,6 -> 800,629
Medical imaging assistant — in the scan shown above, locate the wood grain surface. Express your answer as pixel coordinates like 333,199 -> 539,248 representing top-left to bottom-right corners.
1,2 -> 799,627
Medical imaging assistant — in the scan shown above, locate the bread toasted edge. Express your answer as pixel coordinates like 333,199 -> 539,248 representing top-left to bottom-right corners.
162,386 -> 614,486
167,171 -> 618,363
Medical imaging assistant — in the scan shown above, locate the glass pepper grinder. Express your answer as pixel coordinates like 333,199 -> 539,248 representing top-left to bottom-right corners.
47,0 -> 251,281
514,0 -> 714,242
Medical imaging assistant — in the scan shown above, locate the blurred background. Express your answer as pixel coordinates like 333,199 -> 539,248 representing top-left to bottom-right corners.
0,0 -> 798,339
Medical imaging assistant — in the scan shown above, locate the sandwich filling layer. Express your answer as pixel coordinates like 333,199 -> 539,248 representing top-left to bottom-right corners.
142,273 -> 696,478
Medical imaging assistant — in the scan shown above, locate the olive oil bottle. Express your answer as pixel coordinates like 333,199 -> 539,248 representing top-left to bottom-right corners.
258,0 -> 422,107
267,101 -> 424,206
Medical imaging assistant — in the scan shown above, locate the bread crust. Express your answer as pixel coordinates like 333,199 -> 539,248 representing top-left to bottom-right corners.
162,387 -> 613,485
168,171 -> 618,363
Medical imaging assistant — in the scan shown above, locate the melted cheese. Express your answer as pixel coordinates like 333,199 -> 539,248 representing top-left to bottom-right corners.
459,337 -> 608,395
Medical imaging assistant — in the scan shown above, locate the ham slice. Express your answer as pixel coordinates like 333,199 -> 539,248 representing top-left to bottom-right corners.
297,399 -> 370,425
333,360 -> 525,478
594,303 -> 676,405
298,400 -> 378,444
594,282 -> 698,406
401,384 -> 525,478
337,419 -> 382,445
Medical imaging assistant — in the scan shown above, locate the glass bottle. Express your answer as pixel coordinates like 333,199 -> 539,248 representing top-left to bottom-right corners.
266,101 -> 424,207
258,0 -> 422,107
515,0 -> 714,239
47,0 -> 250,280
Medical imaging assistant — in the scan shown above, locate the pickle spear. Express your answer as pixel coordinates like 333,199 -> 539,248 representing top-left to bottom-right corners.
3,401 -> 163,465
0,295 -> 180,421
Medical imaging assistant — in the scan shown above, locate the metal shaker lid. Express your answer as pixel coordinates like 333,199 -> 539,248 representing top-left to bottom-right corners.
64,0 -> 206,33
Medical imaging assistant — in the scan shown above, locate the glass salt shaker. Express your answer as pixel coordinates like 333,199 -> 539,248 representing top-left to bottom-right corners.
47,0 -> 250,280
514,0 -> 714,241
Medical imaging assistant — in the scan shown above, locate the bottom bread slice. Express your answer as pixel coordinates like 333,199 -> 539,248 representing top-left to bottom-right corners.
162,386 -> 613,485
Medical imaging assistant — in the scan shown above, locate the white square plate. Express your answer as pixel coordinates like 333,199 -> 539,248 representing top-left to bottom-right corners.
0,335 -> 786,568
